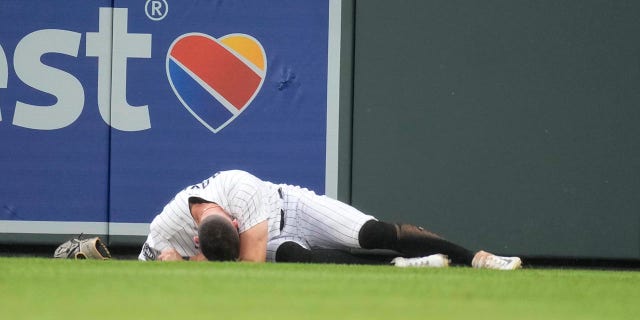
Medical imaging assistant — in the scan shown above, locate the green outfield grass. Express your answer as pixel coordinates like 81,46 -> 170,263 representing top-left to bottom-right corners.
0,257 -> 638,320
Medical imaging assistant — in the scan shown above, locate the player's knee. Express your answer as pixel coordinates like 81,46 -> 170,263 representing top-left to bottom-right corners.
358,220 -> 398,250
275,241 -> 312,263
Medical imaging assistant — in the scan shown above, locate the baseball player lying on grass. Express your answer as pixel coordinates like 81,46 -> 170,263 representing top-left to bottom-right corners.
139,170 -> 522,270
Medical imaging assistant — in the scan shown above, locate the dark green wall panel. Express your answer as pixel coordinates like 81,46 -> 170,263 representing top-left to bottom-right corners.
350,0 -> 640,259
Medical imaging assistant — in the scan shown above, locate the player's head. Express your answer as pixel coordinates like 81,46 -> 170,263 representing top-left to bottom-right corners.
198,215 -> 240,261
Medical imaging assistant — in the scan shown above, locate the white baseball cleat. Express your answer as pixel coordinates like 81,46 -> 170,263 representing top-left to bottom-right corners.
472,250 -> 522,270
391,254 -> 450,268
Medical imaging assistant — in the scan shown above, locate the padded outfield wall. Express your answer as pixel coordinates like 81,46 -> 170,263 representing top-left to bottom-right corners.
0,0 -> 345,245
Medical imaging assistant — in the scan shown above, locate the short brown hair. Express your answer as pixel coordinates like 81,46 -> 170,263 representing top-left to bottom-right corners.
198,215 -> 240,261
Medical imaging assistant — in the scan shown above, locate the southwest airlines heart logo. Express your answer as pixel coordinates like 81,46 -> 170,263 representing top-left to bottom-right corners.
166,33 -> 267,133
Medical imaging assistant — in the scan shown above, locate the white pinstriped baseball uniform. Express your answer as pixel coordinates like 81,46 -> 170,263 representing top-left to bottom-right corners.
139,170 -> 375,261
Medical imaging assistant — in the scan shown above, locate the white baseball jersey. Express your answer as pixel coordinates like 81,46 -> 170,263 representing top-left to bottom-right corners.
139,170 -> 375,261
139,170 -> 281,261
139,189 -> 197,260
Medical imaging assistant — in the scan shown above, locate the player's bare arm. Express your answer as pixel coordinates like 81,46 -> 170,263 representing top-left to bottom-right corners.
156,248 -> 206,261
238,220 -> 268,262
158,248 -> 183,261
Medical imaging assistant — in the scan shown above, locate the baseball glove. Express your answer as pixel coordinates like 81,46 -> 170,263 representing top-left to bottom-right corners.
53,235 -> 112,259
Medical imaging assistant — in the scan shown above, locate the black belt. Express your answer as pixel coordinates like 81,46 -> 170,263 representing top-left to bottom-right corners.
278,188 -> 285,231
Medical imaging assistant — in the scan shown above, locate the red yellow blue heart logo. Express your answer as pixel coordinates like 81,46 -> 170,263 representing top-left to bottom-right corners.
166,33 -> 267,133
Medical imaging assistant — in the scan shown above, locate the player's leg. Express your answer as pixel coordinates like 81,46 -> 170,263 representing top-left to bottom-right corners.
280,186 -> 520,269
358,220 -> 475,265
275,241 -> 391,265
284,186 -> 460,265
358,220 -> 522,269
287,186 -> 375,251
267,237 -> 390,264
267,237 -> 307,262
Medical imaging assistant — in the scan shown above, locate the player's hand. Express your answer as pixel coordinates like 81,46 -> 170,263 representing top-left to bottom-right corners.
190,253 -> 207,261
158,248 -> 183,261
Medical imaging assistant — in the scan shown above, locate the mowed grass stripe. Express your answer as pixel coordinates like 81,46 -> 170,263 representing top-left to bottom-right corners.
0,257 -> 638,320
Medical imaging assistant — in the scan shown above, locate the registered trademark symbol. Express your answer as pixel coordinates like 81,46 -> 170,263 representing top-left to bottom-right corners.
145,0 -> 168,21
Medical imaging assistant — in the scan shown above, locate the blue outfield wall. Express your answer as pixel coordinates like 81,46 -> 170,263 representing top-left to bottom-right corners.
0,0 -> 337,243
